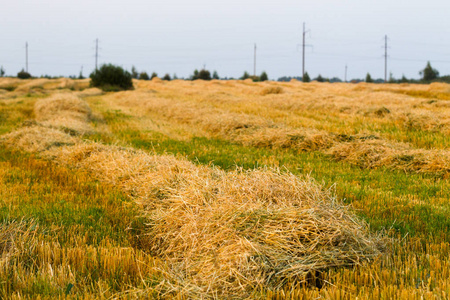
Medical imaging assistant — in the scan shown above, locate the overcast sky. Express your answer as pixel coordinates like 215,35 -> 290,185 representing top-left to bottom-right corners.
1,0 -> 450,80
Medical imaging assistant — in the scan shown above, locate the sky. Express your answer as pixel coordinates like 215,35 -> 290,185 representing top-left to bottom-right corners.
1,0 -> 450,80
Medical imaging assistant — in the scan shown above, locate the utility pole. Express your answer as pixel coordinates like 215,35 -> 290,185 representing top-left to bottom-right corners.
384,35 -> 388,82
253,43 -> 257,77
302,23 -> 306,78
25,42 -> 28,73
345,64 -> 348,82
95,38 -> 99,71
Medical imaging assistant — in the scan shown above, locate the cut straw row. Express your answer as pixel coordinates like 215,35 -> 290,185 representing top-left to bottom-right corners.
0,93 -> 384,298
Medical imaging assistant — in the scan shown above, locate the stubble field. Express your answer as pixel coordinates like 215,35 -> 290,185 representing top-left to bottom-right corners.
0,77 -> 449,299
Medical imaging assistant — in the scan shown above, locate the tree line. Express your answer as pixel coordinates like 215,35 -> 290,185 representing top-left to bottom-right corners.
0,61 -> 446,87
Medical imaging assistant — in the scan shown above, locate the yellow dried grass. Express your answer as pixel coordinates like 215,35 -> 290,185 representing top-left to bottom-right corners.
328,139 -> 450,174
46,141 -> 383,298
0,219 -> 38,263
0,126 -> 77,153
34,93 -> 92,134
0,94 -> 384,297
74,87 -> 103,97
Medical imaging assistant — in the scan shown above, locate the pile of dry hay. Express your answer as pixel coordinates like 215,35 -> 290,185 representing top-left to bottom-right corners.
328,139 -> 450,175
34,93 -> 93,135
0,94 -> 384,297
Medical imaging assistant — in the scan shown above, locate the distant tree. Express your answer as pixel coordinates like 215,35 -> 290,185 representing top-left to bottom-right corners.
173,74 -> 178,80
400,75 -> 408,83
316,74 -> 325,82
420,61 -> 439,81
212,70 -> 220,80
131,66 -> 139,79
197,69 -> 211,80
89,64 -> 133,91
139,72 -> 150,80
240,71 -> 250,80
365,73 -> 373,83
329,77 -> 342,83
162,73 -> 171,81
151,72 -> 158,79
302,72 -> 310,83
260,71 -> 268,81
388,72 -> 396,83
17,69 -> 31,79
0,66 -> 5,77
191,69 -> 199,80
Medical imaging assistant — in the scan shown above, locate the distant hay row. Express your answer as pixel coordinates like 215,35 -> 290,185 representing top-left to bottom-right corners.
0,94 -> 384,298
0,78 -> 100,99
108,91 -> 450,175
131,80 -> 450,135
34,93 -> 93,135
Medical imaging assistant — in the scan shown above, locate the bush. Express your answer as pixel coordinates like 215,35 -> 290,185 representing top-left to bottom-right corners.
162,74 -> 171,81
139,72 -> 150,80
240,71 -> 250,80
260,71 -> 268,81
302,72 -> 310,83
151,72 -> 158,79
89,64 -> 133,91
315,74 -> 325,82
420,61 -> 439,82
17,69 -> 31,79
191,69 -> 211,80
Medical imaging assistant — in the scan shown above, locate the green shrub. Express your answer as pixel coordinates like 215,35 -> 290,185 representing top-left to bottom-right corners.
240,71 -> 250,80
162,74 -> 171,81
260,71 -> 268,81
302,72 -> 310,83
17,69 -> 31,79
192,69 -> 211,80
89,64 -> 133,91
139,72 -> 150,80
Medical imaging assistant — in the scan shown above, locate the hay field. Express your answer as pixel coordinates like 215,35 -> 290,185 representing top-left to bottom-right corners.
0,78 -> 449,299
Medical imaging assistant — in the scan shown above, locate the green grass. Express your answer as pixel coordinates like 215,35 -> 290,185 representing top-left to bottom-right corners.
0,148 -> 142,246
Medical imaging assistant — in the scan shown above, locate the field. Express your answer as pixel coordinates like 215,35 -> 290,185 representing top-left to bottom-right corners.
0,77 -> 449,299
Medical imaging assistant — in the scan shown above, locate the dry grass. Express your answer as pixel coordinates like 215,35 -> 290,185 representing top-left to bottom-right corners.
34,93 -> 93,134
328,139 -> 450,175
74,87 -> 103,98
0,125 -> 77,153
104,88 -> 450,174
2,80 -> 450,299
0,219 -> 38,261
0,92 -> 384,298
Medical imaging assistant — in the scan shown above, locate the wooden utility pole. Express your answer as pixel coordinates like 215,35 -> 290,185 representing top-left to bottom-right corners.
345,64 -> 348,82
253,43 -> 257,77
25,42 -> 28,73
302,23 -> 306,78
95,38 -> 99,71
384,35 -> 388,82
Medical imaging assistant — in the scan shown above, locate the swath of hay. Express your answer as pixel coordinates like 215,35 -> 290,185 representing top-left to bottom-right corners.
34,93 -> 93,135
0,94 -> 384,297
